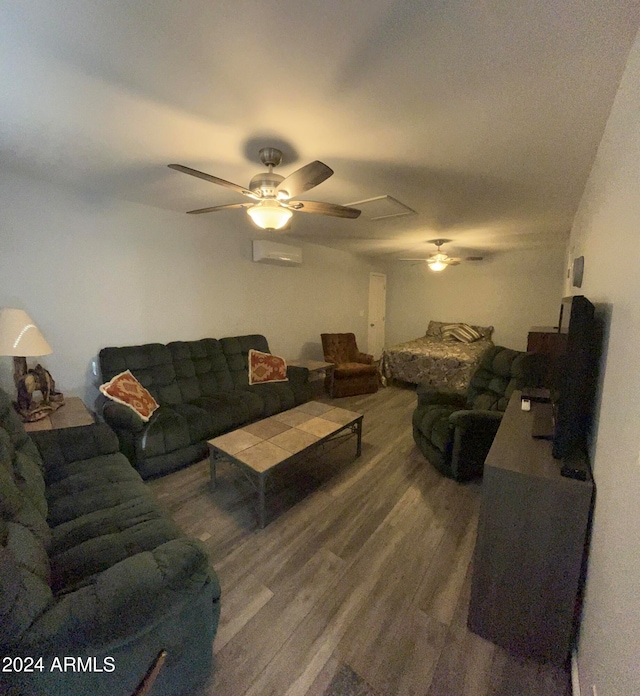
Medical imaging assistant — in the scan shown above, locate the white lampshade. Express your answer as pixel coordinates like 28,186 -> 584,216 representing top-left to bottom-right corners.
247,200 -> 293,230
0,308 -> 53,357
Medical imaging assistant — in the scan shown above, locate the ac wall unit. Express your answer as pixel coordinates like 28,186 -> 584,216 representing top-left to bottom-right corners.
252,240 -> 302,266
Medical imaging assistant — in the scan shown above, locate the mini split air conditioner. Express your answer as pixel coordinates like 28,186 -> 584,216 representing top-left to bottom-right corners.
252,240 -> 302,266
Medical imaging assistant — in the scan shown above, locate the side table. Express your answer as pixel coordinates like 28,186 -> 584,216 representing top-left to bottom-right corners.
288,359 -> 334,397
23,397 -> 95,432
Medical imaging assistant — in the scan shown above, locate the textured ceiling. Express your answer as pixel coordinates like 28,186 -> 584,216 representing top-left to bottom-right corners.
2,0 -> 639,260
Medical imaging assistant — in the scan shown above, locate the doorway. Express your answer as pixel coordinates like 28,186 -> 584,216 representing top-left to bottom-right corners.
367,272 -> 386,358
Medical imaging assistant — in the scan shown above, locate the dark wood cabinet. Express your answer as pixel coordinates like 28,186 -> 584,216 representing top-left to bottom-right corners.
527,326 -> 567,387
468,392 -> 593,665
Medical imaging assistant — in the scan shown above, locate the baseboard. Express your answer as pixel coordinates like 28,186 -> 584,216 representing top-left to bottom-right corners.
571,650 -> 581,696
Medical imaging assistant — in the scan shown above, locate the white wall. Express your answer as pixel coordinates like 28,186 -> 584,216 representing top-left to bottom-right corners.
384,247 -> 565,351
564,29 -> 640,696
0,171 -> 377,405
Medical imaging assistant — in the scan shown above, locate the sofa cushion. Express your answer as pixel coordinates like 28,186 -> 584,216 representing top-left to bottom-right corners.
169,339 -> 235,400
467,346 -> 530,411
334,362 -> 379,378
191,390 -> 264,430
0,541 -> 54,646
44,451 -> 183,592
220,334 -> 271,387
100,370 -> 160,421
99,343 -> 183,405
240,382 -> 297,417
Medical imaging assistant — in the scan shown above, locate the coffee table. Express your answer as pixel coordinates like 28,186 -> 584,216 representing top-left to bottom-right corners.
207,401 -> 363,528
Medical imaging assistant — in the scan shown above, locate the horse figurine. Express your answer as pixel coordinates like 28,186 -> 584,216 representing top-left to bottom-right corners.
14,363 -> 64,421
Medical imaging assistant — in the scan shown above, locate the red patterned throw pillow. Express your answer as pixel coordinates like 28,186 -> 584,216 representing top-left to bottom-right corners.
248,349 -> 289,385
99,370 -> 159,421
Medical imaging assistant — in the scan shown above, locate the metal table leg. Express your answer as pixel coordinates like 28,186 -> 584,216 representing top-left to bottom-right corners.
258,473 -> 267,529
355,417 -> 363,457
209,450 -> 217,490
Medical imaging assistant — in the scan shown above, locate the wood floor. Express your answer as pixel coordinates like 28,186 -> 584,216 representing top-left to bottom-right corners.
148,385 -> 571,696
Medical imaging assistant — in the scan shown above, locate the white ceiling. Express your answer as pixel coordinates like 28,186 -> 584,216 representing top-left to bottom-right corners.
2,0 -> 639,260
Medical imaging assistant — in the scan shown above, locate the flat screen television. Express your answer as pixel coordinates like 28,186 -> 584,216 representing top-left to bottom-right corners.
552,295 -> 597,460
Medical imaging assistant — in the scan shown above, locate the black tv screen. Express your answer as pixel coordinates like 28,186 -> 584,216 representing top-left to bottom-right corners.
552,295 -> 596,460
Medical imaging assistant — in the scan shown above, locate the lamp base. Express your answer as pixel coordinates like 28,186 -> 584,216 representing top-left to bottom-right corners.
13,361 -> 65,423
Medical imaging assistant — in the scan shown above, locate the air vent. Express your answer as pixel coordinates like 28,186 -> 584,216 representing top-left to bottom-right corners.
252,240 -> 302,266
345,195 -> 417,220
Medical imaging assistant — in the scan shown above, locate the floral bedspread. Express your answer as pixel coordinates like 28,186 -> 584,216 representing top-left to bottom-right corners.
381,336 -> 493,394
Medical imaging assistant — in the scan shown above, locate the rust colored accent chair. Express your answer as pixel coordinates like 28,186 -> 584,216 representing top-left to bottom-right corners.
321,333 -> 379,398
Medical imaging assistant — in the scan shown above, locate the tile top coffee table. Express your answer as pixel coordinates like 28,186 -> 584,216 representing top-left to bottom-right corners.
207,401 -> 363,528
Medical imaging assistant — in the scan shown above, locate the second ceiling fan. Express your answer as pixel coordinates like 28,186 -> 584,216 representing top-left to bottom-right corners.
399,239 -> 484,272
169,147 -> 361,231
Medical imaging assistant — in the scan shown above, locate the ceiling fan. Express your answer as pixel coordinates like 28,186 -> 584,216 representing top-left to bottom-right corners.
169,147 -> 361,231
399,239 -> 484,272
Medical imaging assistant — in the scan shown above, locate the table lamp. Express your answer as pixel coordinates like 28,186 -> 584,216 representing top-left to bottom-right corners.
0,308 -> 64,421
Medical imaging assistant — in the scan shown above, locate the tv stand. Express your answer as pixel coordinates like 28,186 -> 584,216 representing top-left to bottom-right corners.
468,393 -> 594,665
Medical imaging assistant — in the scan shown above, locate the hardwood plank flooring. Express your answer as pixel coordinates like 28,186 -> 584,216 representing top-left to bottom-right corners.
148,385 -> 571,696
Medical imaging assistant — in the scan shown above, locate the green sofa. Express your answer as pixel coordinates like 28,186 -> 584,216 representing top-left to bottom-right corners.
99,334 -> 311,479
412,345 -> 536,481
0,388 -> 220,696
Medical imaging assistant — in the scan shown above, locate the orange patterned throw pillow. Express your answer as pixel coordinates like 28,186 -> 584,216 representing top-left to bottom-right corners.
248,349 -> 289,385
99,370 -> 159,421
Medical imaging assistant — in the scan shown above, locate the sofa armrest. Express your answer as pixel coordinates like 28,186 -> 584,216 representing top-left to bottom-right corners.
20,539 -> 215,654
30,423 -> 121,472
286,365 -> 310,384
449,409 -> 504,432
416,388 -> 467,409
99,397 -> 147,434
448,409 -> 504,481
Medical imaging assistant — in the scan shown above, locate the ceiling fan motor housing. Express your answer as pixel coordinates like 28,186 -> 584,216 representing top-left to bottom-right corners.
249,171 -> 285,197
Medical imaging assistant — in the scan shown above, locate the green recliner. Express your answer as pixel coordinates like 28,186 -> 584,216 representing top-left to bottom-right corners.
412,345 -> 536,481
0,387 -> 220,696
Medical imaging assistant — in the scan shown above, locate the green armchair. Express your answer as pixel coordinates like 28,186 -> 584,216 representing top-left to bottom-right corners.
412,345 -> 536,481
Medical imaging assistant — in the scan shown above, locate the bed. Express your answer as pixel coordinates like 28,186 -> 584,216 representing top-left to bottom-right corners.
381,320 -> 494,394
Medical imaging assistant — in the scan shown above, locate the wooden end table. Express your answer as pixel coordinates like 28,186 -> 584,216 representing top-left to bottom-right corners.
208,401 -> 363,528
287,359 -> 334,396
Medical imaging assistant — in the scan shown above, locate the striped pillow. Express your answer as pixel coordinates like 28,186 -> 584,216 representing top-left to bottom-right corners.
441,323 -> 483,343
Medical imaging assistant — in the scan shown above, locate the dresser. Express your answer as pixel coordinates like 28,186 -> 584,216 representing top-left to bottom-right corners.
527,326 -> 567,387
468,391 -> 593,665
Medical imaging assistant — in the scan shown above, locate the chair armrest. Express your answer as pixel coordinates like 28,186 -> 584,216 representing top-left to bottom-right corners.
30,423 -> 120,472
355,352 -> 374,365
416,388 -> 467,409
21,539 -> 213,654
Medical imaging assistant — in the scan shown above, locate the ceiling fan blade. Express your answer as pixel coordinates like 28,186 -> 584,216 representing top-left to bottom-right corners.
276,161 -> 333,199
466,256 -> 484,261
186,202 -> 250,215
287,200 -> 361,219
168,164 -> 260,199
397,258 -> 429,261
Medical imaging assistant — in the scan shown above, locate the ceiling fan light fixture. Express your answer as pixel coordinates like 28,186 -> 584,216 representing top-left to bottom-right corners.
427,252 -> 449,272
427,260 -> 447,272
247,200 -> 292,230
